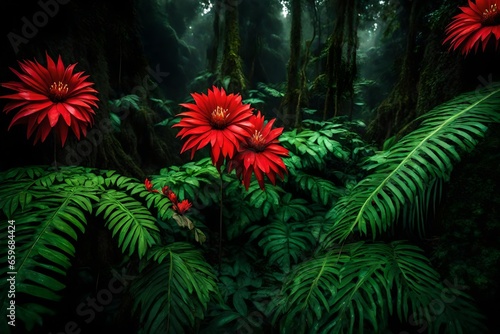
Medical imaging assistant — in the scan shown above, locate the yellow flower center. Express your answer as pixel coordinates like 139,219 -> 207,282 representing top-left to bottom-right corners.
482,3 -> 500,26
49,81 -> 69,101
249,130 -> 267,151
210,106 -> 230,129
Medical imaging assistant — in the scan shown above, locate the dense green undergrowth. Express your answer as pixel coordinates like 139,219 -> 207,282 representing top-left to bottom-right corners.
2,83 -> 500,333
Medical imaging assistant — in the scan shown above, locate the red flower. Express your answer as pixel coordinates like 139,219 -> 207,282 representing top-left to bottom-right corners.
162,186 -> 178,203
0,53 -> 99,146
144,179 -> 158,193
173,199 -> 192,215
444,0 -> 500,55
161,185 -> 191,215
174,86 -> 254,169
228,111 -> 288,190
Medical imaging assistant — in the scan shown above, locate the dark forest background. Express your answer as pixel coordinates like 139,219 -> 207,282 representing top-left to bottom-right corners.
2,0 -> 500,174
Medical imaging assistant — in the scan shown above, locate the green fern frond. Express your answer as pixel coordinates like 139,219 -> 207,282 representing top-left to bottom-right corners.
307,212 -> 335,245
326,84 -> 500,244
280,129 -> 328,168
223,190 -> 263,240
145,193 -> 174,221
282,152 -> 303,175
96,190 -> 159,258
153,157 -> 220,206
256,81 -> 285,98
0,178 -> 38,217
0,166 -> 180,331
109,94 -> 140,111
0,166 -> 97,217
294,171 -> 344,206
272,249 -> 344,332
103,170 -> 148,195
131,242 -> 220,333
0,165 -> 47,182
244,182 -> 283,217
273,241 -> 485,334
250,218 -> 315,273
0,184 -> 98,330
273,193 -> 313,223
281,120 -> 355,170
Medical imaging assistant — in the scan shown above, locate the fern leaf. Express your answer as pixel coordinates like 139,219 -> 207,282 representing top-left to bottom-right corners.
274,241 -> 485,334
131,243 -> 220,333
326,84 -> 500,244
109,94 -> 140,111
0,167 -> 85,217
224,191 -> 263,240
244,182 -> 282,217
0,166 -> 46,182
0,185 -> 97,330
153,157 -> 220,207
273,250 -> 344,333
294,171 -> 344,206
252,218 -> 315,273
96,190 -> 159,258
273,193 -> 312,223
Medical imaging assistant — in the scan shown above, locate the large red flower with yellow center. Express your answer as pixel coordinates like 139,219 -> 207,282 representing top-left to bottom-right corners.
228,111 -> 288,190
444,0 -> 500,55
0,53 -> 99,146
174,86 -> 254,169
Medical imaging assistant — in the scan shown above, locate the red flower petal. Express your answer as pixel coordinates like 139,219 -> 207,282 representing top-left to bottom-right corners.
230,112 -> 289,190
444,0 -> 500,55
0,53 -> 99,146
175,86 -> 253,168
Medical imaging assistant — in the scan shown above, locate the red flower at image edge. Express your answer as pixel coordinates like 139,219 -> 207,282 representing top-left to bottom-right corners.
0,53 -> 99,146
444,0 -> 500,55
228,111 -> 288,190
174,86 -> 254,169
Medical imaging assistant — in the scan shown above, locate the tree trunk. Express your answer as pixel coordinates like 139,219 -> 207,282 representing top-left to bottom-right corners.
323,0 -> 358,120
366,0 -> 423,143
281,0 -> 303,129
208,1 -> 222,74
220,5 -> 246,92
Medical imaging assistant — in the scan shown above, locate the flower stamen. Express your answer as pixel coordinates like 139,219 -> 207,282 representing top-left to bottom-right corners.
250,130 -> 267,151
210,106 -> 230,128
49,81 -> 69,101
482,3 -> 500,26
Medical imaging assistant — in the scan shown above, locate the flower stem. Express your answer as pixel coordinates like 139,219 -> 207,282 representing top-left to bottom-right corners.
218,171 -> 223,273
53,132 -> 58,170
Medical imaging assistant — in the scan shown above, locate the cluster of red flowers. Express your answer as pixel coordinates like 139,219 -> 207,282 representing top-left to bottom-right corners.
0,53 -> 99,146
144,179 -> 192,215
444,0 -> 500,55
174,86 -> 288,190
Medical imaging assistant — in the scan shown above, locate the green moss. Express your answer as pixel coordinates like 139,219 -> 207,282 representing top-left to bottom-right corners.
221,8 -> 246,92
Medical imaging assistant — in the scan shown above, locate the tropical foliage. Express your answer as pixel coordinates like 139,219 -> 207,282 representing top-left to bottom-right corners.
1,83 -> 499,333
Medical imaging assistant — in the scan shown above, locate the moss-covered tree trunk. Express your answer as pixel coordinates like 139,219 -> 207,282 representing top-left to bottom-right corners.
220,5 -> 246,92
323,0 -> 358,120
281,0 -> 303,129
209,0 -> 222,74
414,2 -> 467,118
366,0 -> 425,143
